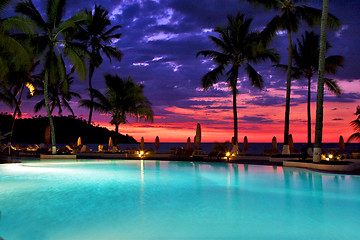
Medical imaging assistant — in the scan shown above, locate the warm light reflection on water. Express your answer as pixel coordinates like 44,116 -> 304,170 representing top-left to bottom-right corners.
0,160 -> 359,240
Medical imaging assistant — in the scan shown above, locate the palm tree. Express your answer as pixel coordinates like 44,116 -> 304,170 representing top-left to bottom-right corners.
242,0 -> 340,154
29,67 -> 81,116
196,12 -> 279,146
314,0 -> 330,162
15,0 -> 87,154
80,74 -> 153,133
347,106 -> 360,142
2,60 -> 39,143
275,31 -> 343,153
75,4 -> 123,125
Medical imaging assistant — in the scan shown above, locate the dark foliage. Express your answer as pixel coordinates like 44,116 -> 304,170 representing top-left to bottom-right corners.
0,113 -> 137,144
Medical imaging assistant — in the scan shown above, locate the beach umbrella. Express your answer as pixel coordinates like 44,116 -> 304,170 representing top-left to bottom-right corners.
155,136 -> 160,151
77,137 -> 81,146
243,136 -> 248,152
140,137 -> 144,150
195,123 -> 201,150
339,135 -> 345,153
288,134 -> 294,152
44,125 -> 50,145
187,137 -> 191,150
109,136 -> 113,149
272,136 -> 277,150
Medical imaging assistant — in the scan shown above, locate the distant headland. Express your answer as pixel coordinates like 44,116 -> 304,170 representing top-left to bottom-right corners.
0,114 -> 137,144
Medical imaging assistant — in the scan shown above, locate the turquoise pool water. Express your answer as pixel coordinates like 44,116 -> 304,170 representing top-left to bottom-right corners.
0,160 -> 359,240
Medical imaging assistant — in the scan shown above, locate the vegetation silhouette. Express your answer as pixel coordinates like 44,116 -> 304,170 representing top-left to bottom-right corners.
0,114 -> 137,144
74,4 -> 123,125
242,0 -> 340,154
275,31 -> 343,151
80,74 -> 153,133
15,0 -> 88,153
197,12 -> 279,147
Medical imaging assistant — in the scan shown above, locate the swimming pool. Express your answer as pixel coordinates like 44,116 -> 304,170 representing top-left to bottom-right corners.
0,160 -> 359,239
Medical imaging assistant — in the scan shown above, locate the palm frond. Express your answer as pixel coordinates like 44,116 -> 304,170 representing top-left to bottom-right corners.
46,0 -> 65,28
242,0 -> 280,9
15,0 -> 47,31
324,78 -> 341,96
201,65 -> 226,90
59,10 -> 87,33
101,25 -> 122,39
101,45 -> 123,62
325,55 -> 344,74
298,6 -> 340,30
260,15 -> 282,45
245,63 -> 263,89
34,99 -> 45,112
2,15 -> 36,33
63,43 -> 87,80
347,133 -> 360,143
0,0 -> 12,14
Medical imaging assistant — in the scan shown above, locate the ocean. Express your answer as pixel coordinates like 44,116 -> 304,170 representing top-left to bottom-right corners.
82,142 -> 360,155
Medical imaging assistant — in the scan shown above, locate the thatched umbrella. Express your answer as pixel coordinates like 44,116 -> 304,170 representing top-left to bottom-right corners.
109,136 -> 113,149
155,136 -> 160,151
77,137 -> 81,146
243,136 -> 248,152
272,136 -> 277,150
187,137 -> 191,150
195,123 -> 201,150
339,135 -> 345,153
44,126 -> 50,145
140,137 -> 145,150
288,134 -> 294,152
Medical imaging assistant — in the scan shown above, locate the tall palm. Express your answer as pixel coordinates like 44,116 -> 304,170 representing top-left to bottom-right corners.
15,0 -> 87,154
242,0 -> 340,154
314,0 -> 331,162
80,74 -> 153,133
347,106 -> 360,142
196,12 -> 279,146
75,5 -> 123,125
29,67 -> 81,116
275,31 -> 343,152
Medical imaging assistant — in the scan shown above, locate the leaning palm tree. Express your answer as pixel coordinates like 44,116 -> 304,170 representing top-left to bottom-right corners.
275,31 -> 343,153
15,0 -> 87,154
3,60 -> 39,143
242,0 -> 340,154
80,74 -> 153,133
75,5 -> 123,125
29,67 -> 81,116
196,12 -> 279,146
347,106 -> 360,142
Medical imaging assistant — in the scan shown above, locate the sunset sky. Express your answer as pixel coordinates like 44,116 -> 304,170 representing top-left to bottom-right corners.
1,0 -> 360,143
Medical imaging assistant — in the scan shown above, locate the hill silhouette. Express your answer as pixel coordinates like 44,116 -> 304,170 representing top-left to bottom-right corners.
0,114 -> 137,144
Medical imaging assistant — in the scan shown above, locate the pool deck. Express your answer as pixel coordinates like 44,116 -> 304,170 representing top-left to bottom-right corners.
2,151 -> 360,174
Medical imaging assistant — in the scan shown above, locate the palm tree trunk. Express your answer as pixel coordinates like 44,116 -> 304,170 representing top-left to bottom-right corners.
307,76 -> 312,153
115,123 -> 119,134
232,84 -> 238,147
313,0 -> 329,162
10,82 -> 25,144
282,31 -> 293,154
87,63 -> 95,125
44,71 -> 56,154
